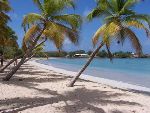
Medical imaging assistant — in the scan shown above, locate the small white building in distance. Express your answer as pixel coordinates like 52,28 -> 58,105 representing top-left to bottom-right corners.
74,54 -> 89,58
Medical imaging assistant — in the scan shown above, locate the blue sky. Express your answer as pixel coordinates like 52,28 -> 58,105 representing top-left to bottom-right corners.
8,0 -> 150,53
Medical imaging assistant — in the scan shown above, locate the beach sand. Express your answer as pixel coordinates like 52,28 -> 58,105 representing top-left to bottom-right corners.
0,60 -> 150,113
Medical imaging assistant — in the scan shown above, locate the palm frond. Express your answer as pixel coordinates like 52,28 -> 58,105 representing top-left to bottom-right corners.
23,25 -> 41,46
0,38 -> 18,48
0,12 -> 10,23
124,14 -> 150,28
124,28 -> 142,55
33,43 -> 45,52
92,22 -> 120,46
96,0 -> 110,9
92,24 -> 106,46
22,13 -> 44,31
121,0 -> 139,11
125,20 -> 150,37
43,29 -> 65,50
119,9 -> 136,15
114,29 -> 126,45
0,0 -> 11,28
0,0 -> 11,12
6,38 -> 18,48
45,21 -> 79,44
52,14 -> 82,29
87,7 -> 105,21
43,0 -> 75,17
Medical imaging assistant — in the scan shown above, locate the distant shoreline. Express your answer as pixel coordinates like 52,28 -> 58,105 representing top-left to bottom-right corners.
33,57 -> 150,59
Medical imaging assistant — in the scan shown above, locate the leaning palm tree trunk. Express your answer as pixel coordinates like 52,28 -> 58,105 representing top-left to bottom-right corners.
3,56 -> 27,81
3,26 -> 46,81
23,38 -> 47,63
0,55 -> 22,73
24,53 -> 35,63
68,42 -> 104,87
1,32 -> 47,74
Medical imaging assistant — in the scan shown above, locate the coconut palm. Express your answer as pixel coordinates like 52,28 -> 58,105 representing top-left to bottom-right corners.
3,0 -> 81,81
0,0 -> 11,67
23,43 -> 48,63
0,26 -> 18,47
68,0 -> 150,87
0,26 -> 46,73
0,0 -> 11,24
0,0 -> 11,52
0,26 -> 18,68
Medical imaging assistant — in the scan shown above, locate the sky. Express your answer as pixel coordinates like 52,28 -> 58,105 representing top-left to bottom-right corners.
8,0 -> 150,53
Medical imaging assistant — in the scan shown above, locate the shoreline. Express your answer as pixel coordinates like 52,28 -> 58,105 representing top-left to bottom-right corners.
30,59 -> 150,92
1,59 -> 150,113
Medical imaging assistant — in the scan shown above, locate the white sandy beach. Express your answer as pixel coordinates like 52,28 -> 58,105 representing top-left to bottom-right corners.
0,59 -> 150,113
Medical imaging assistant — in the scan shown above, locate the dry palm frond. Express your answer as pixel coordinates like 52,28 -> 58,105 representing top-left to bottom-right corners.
124,28 -> 142,55
92,24 -> 106,46
24,25 -> 41,42
125,20 -> 150,37
44,29 -> 65,50
22,13 -> 44,31
92,22 -> 120,46
46,21 -> 79,44
22,25 -> 41,52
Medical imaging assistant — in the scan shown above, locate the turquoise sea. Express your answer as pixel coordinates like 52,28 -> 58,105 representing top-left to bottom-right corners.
37,58 -> 150,88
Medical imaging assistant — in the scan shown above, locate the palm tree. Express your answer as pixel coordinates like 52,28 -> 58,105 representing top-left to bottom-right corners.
0,26 -> 46,73
0,0 -> 11,41
24,44 -> 48,63
0,0 -> 11,25
0,26 -> 18,67
22,35 -> 48,62
68,0 -> 150,87
0,0 -> 11,66
3,0 -> 81,81
0,26 -> 18,47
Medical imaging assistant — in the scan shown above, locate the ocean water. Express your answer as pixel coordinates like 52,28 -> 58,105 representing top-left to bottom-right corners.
37,58 -> 150,88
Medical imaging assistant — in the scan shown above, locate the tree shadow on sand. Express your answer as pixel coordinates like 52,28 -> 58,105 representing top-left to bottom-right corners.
0,63 -> 142,113
0,73 -> 70,96
111,110 -> 123,113
0,87 -> 141,113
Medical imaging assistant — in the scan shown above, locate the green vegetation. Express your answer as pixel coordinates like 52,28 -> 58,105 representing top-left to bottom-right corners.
0,0 -> 20,59
113,51 -> 132,58
68,0 -> 150,87
3,0 -> 81,81
97,50 -> 108,58
1,0 -> 150,85
35,51 -> 67,57
0,0 -> 11,35
33,50 -> 144,58
0,26 -> 20,59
